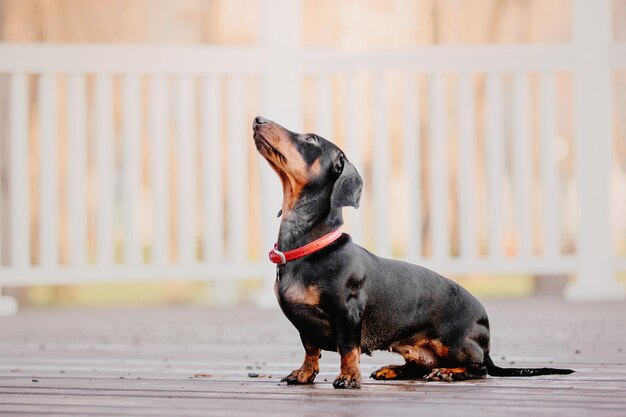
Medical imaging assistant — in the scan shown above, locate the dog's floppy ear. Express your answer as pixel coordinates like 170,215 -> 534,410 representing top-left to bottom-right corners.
330,155 -> 363,209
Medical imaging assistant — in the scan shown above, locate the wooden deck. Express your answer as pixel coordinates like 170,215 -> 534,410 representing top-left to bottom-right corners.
1,297 -> 625,416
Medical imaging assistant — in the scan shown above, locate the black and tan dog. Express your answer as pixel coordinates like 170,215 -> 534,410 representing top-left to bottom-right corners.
252,116 -> 573,389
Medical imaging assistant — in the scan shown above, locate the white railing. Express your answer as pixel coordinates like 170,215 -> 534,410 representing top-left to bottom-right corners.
301,49 -> 576,276
0,72 -> 265,284
0,0 -> 624,312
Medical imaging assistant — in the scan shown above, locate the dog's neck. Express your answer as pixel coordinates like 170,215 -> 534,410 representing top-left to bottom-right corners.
277,192 -> 343,251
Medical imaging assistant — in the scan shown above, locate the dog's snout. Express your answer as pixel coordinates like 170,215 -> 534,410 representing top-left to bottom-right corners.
253,116 -> 270,128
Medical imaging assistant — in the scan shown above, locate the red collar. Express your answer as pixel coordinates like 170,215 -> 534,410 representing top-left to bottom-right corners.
269,230 -> 343,265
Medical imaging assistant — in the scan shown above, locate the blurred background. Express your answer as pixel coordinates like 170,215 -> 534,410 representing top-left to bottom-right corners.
0,0 -> 625,312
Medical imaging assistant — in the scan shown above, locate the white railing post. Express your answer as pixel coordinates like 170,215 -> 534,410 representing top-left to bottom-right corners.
1,73 -> 29,315
256,0 -> 302,308
565,0 -> 625,300
0,288 -> 18,316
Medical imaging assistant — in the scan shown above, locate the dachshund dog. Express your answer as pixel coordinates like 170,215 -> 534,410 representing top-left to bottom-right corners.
252,116 -> 573,389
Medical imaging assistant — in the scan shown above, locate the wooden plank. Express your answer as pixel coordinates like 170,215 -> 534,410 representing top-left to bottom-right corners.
0,377 -> 625,399
300,45 -> 574,74
315,75 -> 333,139
0,44 -> 573,74
0,257 -> 583,286
402,73 -> 421,261
94,75 -> 114,266
227,77 -> 246,262
256,150 -> 281,308
255,0 -> 301,307
457,73 -> 476,262
67,74 -> 87,267
458,74 -> 478,262
0,263 -> 266,286
539,74 -> 560,259
512,74 -> 532,260
372,74 -> 391,257
485,74 -> 505,259
429,74 -> 448,261
38,74 -> 59,267
175,76 -> 195,265
149,76 -> 169,266
9,73 -> 29,269
613,44 -> 626,68
121,75 -> 142,266
0,44 -> 263,75
0,168 -> 1,268
0,392 -> 622,417
259,0 -> 301,129
2,384 -> 626,404
343,74 -> 365,244
201,76 -> 223,264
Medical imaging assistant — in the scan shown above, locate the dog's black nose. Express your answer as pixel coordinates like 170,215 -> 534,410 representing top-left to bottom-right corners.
253,116 -> 270,127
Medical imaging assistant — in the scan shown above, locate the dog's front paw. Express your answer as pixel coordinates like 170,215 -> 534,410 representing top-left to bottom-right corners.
281,367 -> 318,385
333,372 -> 362,389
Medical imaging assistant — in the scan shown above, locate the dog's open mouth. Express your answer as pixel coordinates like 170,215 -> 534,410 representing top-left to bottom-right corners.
254,133 -> 287,164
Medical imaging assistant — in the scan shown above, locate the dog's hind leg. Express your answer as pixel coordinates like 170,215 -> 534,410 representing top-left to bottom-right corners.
371,341 -> 439,380
371,362 -> 428,380
423,365 -> 487,382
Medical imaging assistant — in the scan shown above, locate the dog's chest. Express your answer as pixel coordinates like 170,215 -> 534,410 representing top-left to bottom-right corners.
274,278 -> 334,344
275,279 -> 320,306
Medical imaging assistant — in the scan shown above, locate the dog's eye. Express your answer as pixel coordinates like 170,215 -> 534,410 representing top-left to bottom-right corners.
305,136 -> 317,143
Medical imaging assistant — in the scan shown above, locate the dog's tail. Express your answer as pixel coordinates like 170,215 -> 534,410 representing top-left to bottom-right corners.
484,354 -> 574,377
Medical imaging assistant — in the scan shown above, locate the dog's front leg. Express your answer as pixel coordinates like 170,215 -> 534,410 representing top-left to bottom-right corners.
334,345 -> 361,389
333,287 -> 364,389
281,342 -> 320,385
